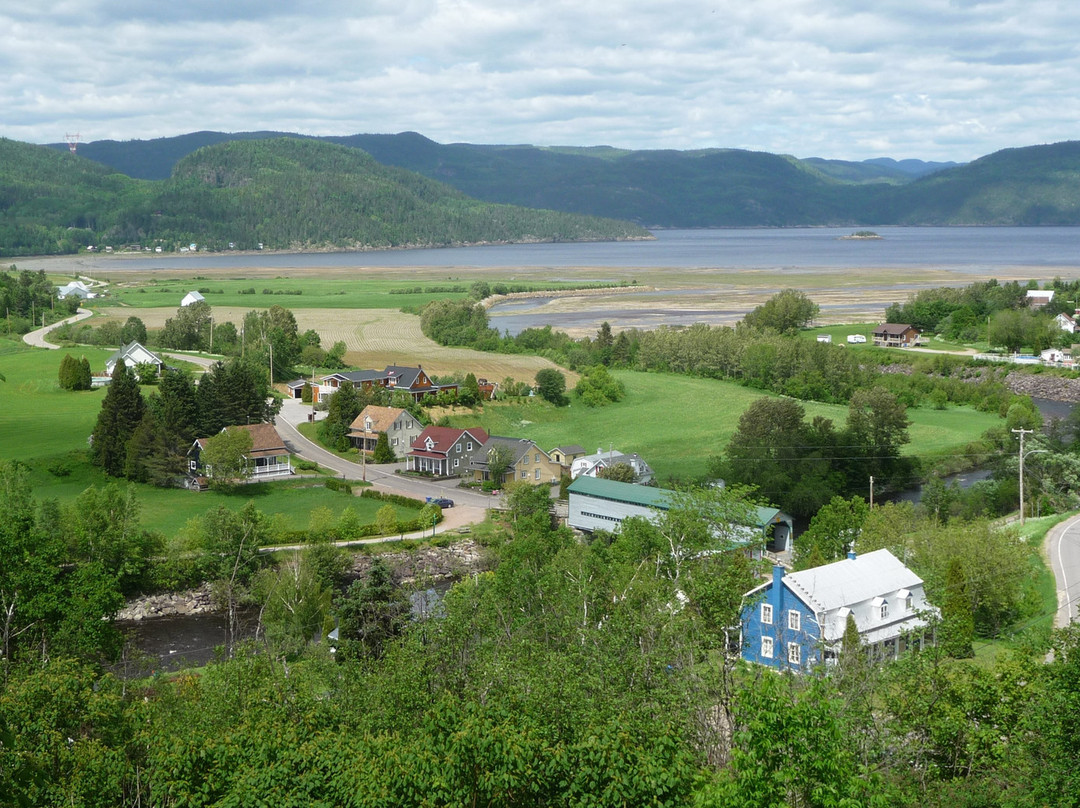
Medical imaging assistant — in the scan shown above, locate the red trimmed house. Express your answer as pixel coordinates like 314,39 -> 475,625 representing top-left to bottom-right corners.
406,426 -> 489,477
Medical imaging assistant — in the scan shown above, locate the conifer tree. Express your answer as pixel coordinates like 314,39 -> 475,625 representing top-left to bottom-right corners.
372,431 -> 396,464
77,356 -> 92,390
57,353 -> 78,390
91,364 -> 145,477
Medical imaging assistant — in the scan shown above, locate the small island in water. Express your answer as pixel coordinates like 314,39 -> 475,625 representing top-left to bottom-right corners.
838,230 -> 883,240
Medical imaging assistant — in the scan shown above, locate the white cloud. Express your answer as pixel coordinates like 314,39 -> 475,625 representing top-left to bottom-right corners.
2,0 -> 1079,160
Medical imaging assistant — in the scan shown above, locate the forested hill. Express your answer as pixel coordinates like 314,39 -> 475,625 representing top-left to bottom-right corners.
0,138 -> 648,257
56,130 -> 1080,227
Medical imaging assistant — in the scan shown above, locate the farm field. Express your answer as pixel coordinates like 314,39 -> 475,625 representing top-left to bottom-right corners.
80,306 -> 575,384
447,370 -> 1004,483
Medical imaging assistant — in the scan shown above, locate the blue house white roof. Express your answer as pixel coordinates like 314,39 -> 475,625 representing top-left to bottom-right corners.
741,549 -> 937,671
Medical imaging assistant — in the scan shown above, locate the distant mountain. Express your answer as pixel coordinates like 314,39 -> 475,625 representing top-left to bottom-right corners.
43,132 -> 1080,228
0,138 -> 647,257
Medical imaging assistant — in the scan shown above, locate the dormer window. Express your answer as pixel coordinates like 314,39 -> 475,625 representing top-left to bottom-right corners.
897,589 -> 913,612
872,596 -> 888,620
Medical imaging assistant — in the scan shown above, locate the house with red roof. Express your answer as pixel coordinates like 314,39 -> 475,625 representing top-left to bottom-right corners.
406,425 -> 489,477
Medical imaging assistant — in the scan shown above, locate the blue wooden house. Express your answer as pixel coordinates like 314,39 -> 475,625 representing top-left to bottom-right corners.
740,549 -> 936,672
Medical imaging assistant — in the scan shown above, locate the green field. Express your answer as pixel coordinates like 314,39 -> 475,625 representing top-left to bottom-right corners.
84,274 -> 623,311
0,338 -> 418,536
447,369 -> 1003,483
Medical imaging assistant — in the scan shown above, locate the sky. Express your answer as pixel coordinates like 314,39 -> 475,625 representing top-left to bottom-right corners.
2,0 -> 1078,162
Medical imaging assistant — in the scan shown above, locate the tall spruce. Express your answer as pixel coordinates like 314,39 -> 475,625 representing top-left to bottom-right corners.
91,364 -> 145,477
196,359 -> 276,436
940,557 -> 975,658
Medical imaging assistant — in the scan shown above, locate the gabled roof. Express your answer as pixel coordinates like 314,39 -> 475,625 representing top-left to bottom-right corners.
195,423 -> 288,458
467,436 -> 545,471
106,341 -> 163,368
181,290 -> 205,304
553,444 -> 586,455
873,323 -> 917,335
349,405 -> 408,434
409,425 -> 488,456
781,549 -> 924,614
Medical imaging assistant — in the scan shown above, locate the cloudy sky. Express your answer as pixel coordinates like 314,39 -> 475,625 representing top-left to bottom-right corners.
3,0 -> 1077,161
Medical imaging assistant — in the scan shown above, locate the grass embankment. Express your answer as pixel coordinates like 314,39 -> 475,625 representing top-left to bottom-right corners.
0,338 -> 418,538
446,369 -> 1003,483
972,512 -> 1065,666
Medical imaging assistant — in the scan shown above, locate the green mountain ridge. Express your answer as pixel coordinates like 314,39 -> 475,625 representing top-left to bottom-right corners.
46,130 -> 1079,228
0,137 -> 648,257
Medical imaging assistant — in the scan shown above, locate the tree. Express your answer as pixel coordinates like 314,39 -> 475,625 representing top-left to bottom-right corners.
535,368 -> 568,406
845,386 -> 912,489
91,364 -> 145,477
375,504 -> 398,536
795,495 -> 869,568
334,558 -> 409,660
195,359 -> 277,436
743,288 -> 820,334
200,426 -> 255,488
159,300 -> 212,350
597,462 -> 637,483
372,430 -> 396,463
574,364 -> 625,407
939,557 -> 975,658
119,316 -> 147,344
58,353 -> 84,390
485,443 -> 515,486
254,556 -> 333,659
318,381 -> 366,451
459,372 -> 481,406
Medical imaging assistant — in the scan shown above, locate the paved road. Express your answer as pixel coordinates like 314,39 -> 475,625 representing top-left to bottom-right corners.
274,398 -> 503,511
1045,512 -> 1080,627
22,307 -> 93,348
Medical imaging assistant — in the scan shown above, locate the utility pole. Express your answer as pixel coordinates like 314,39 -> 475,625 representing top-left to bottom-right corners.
869,476 -> 874,508
1013,427 -> 1035,525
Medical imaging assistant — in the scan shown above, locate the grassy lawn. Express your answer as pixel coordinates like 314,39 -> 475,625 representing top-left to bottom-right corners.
447,370 -> 1003,483
0,339 -> 113,459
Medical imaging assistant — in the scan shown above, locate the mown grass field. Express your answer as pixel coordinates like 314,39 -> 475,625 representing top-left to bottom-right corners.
446,369 -> 1003,483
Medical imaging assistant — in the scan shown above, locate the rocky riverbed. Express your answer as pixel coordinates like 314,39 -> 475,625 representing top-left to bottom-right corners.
115,541 -> 486,621
1005,371 -> 1080,403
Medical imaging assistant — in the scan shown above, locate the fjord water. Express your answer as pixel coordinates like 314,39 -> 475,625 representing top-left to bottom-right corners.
94,227 -> 1080,270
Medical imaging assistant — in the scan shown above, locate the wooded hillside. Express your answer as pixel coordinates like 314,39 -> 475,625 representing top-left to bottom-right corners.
0,137 -> 648,256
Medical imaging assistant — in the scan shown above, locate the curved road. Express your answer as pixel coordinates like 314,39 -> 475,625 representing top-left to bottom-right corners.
274,398 -> 503,511
23,307 -> 94,348
1045,513 -> 1080,628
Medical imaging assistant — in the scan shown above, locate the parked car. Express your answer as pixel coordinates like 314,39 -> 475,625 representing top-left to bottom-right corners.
428,497 -> 454,508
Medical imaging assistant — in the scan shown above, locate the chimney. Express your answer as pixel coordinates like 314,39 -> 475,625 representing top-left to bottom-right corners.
772,564 -> 784,589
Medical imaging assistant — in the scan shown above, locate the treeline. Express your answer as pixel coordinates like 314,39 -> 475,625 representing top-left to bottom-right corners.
0,137 -> 648,256
419,297 -> 1023,412
0,267 -> 78,332
2,480 -> 1078,806
90,360 -> 277,484
886,277 -> 1080,351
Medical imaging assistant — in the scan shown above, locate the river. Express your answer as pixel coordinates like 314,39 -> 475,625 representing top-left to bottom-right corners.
51,226 -> 1080,271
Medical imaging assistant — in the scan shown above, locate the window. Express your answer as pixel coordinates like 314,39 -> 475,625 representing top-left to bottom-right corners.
788,610 -> 801,632
788,643 -> 801,665
456,444 -> 461,453
520,469 -> 528,479
466,442 -> 473,451
906,595 -> 913,612
761,637 -> 774,659
523,454 -> 529,464
453,459 -> 459,468
535,453 -> 541,463
880,602 -> 889,620
391,437 -> 398,446
535,468 -> 541,480
760,604 -> 773,625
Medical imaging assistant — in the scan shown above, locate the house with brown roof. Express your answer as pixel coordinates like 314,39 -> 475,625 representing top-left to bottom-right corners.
315,365 -> 457,403
188,423 -> 291,488
549,444 -> 587,471
872,323 -> 921,348
466,437 -> 563,487
406,426 -> 489,477
348,405 -> 423,454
